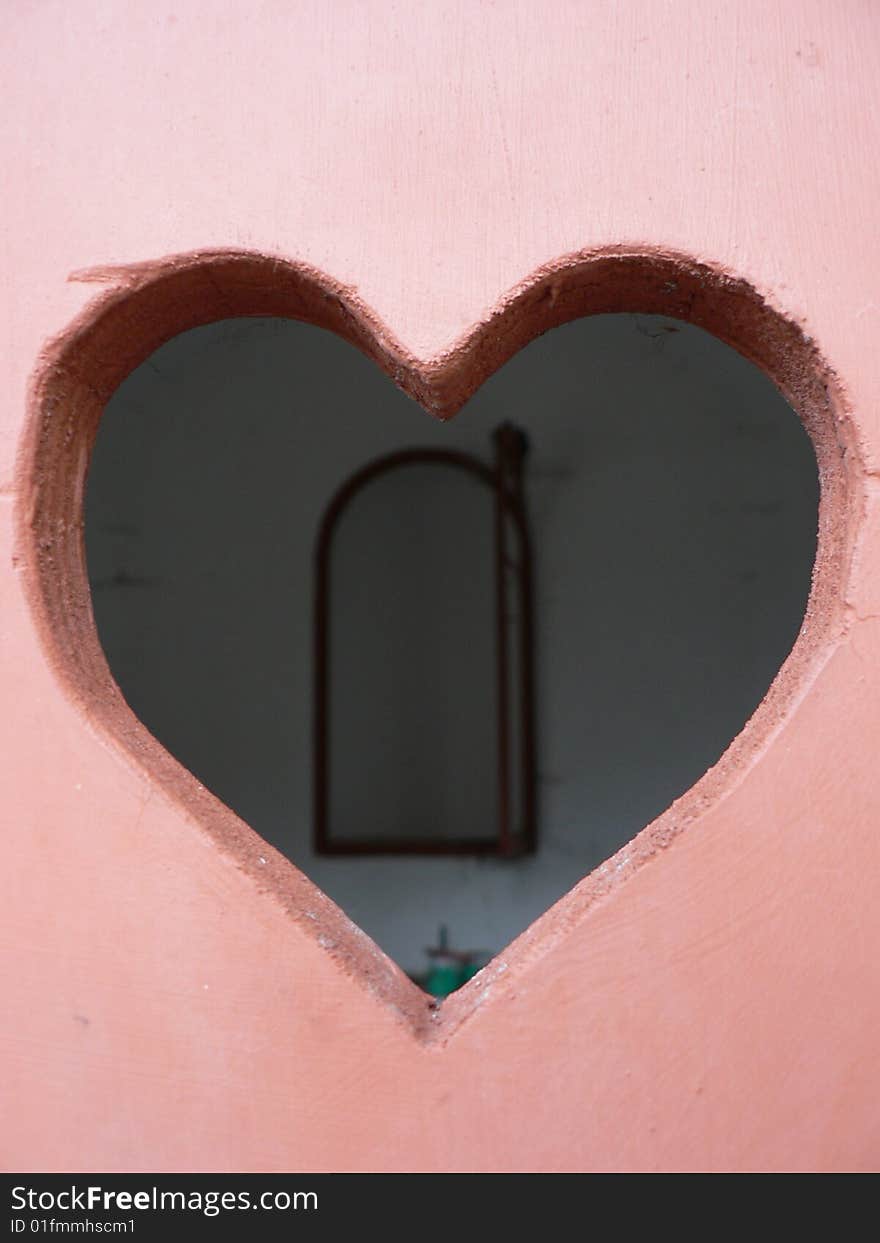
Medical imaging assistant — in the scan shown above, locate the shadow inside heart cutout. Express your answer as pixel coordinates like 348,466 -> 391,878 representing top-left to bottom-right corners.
17,249 -> 857,1036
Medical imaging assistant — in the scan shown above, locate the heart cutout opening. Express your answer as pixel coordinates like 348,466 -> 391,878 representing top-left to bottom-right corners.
16,248 -> 859,1041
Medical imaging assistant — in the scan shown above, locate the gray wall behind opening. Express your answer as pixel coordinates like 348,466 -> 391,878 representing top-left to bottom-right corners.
86,313 -> 818,976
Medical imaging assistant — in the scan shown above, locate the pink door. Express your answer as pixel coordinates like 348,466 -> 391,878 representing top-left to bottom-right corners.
2,0 -> 879,1172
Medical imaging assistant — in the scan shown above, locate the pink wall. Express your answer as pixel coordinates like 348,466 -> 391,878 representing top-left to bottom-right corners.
2,0 -> 880,1172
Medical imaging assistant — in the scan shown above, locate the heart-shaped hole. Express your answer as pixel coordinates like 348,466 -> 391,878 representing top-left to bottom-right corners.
18,250 -> 854,1034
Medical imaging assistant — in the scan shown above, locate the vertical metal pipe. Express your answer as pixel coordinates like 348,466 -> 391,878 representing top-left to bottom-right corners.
493,428 -> 512,857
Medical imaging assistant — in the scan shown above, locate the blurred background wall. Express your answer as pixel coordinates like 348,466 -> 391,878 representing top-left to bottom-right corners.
85,312 -> 818,977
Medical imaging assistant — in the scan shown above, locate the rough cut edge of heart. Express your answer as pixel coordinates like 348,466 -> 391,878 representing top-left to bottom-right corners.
13,244 -> 864,1045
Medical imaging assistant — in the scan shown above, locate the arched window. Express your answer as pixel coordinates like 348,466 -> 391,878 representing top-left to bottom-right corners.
314,424 -> 536,857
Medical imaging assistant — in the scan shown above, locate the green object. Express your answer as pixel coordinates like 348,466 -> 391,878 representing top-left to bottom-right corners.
425,960 -> 465,998
422,924 -> 489,997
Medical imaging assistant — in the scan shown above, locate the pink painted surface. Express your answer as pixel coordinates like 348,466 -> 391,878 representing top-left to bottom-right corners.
2,0 -> 880,1171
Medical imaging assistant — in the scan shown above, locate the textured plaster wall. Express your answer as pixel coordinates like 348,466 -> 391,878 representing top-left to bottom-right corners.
2,1 -> 880,1172
84,313 -> 817,978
